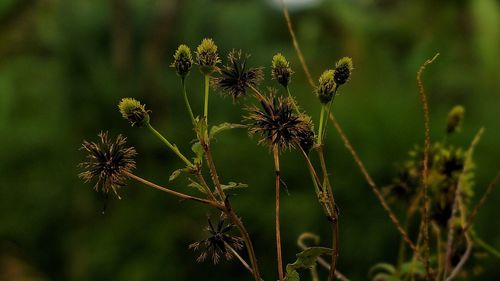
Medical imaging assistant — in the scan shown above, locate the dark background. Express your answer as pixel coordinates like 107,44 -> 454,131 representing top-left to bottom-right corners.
0,0 -> 499,280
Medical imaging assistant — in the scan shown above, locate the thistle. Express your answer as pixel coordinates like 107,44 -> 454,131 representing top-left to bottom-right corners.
334,57 -> 353,85
245,89 -> 313,151
79,131 -> 136,198
189,214 -> 244,264
171,44 -> 193,79
271,53 -> 293,88
195,38 -> 221,75
316,70 -> 336,104
446,105 -> 465,134
212,50 -> 264,100
118,98 -> 150,127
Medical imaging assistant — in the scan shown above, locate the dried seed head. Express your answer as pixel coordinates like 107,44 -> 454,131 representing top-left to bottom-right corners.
271,53 -> 293,88
212,50 -> 264,100
245,89 -> 313,152
334,57 -> 353,85
79,131 -> 136,198
171,44 -> 193,79
446,105 -> 465,134
118,98 -> 150,127
316,70 -> 336,104
195,38 -> 221,75
189,214 -> 244,264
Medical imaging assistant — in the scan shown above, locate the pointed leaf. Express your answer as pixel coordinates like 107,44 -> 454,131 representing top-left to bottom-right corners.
209,123 -> 246,138
169,168 -> 189,181
191,141 -> 204,165
285,265 -> 300,281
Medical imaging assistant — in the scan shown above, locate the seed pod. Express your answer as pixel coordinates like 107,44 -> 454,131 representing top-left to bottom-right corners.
316,70 -> 336,104
271,53 -> 293,88
171,44 -> 193,79
118,98 -> 150,127
334,57 -> 353,85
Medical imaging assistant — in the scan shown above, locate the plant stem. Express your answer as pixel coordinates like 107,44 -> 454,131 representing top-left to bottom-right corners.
201,141 -> 226,200
181,78 -> 196,125
146,123 -> 193,167
204,75 -> 209,124
317,106 -> 325,144
273,145 -> 285,281
225,205 -> 262,281
286,86 -> 300,113
195,172 -> 218,202
125,172 -> 222,209
321,90 -> 336,142
225,242 -> 255,275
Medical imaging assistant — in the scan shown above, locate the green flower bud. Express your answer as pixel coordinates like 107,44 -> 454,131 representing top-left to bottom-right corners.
334,57 -> 353,85
171,44 -> 193,79
118,98 -> 150,127
316,70 -> 336,104
446,105 -> 465,134
195,38 -> 221,75
271,53 -> 293,88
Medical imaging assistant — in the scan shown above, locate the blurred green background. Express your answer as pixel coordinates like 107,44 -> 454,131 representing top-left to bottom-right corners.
1,0 -> 499,280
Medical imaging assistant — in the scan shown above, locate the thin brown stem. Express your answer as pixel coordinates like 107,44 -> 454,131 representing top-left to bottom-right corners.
416,53 -> 439,279
201,141 -> 226,200
464,171 -> 500,233
125,172 -> 223,209
195,172 -> 219,202
273,145 -> 285,281
225,204 -> 262,281
330,114 -> 421,257
225,242 -> 254,275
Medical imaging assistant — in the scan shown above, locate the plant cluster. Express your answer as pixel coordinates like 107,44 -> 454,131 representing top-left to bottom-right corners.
78,5 -> 499,281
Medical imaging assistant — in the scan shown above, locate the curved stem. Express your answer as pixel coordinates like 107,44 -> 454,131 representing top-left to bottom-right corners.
273,145 -> 285,281
181,79 -> 196,125
146,123 -> 193,167
125,172 -> 222,209
203,75 -> 210,124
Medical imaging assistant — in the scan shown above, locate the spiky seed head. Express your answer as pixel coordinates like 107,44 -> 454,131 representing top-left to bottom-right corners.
245,89 -> 314,152
297,115 -> 315,153
334,57 -> 353,85
79,131 -> 136,198
316,70 -> 336,104
271,53 -> 293,88
171,44 -> 193,79
212,50 -> 264,100
195,38 -> 221,75
118,98 -> 150,127
446,105 -> 465,134
189,214 -> 244,264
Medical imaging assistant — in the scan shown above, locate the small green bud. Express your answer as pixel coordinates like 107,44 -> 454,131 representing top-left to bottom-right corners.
195,38 -> 221,75
271,53 -> 293,88
446,105 -> 465,134
171,44 -> 193,79
118,98 -> 150,127
334,57 -> 353,85
316,70 -> 336,104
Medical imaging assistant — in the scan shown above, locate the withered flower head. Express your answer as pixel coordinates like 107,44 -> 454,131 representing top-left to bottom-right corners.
118,98 -> 150,127
79,131 -> 136,198
171,44 -> 193,79
245,89 -> 313,151
334,57 -> 353,85
446,105 -> 465,134
212,50 -> 264,100
189,214 -> 244,264
195,38 -> 221,75
316,70 -> 336,104
271,53 -> 293,88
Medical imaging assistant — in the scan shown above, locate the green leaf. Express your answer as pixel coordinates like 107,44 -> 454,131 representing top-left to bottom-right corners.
169,168 -> 189,181
221,182 -> 248,190
371,273 -> 401,281
287,247 -> 332,271
285,265 -> 300,281
187,178 -> 206,194
191,141 -> 204,165
400,260 -> 424,277
209,123 -> 245,138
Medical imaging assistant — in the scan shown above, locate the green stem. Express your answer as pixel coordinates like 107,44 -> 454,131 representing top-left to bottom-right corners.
203,75 -> 210,124
181,79 -> 196,125
286,86 -> 300,114
471,229 -> 500,258
321,100 -> 334,142
317,106 -> 325,144
146,123 -> 193,167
